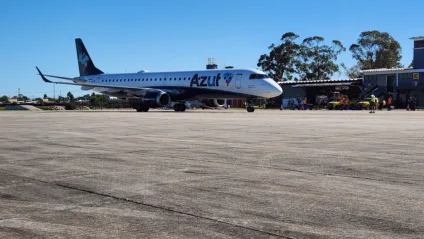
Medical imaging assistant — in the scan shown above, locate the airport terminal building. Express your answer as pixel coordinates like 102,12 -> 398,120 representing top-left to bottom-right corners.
275,36 -> 424,109
360,37 -> 424,107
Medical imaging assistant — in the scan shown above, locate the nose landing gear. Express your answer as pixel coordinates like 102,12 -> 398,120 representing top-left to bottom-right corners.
246,100 -> 255,113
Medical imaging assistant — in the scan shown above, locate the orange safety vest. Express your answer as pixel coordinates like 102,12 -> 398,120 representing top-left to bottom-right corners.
388,97 -> 392,105
303,99 -> 307,104
340,99 -> 344,104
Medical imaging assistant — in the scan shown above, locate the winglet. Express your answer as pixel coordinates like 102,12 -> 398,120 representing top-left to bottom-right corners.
35,67 -> 53,83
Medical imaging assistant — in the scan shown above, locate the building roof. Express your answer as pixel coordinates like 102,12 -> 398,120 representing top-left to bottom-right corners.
411,36 -> 424,41
360,67 -> 424,75
277,78 -> 362,85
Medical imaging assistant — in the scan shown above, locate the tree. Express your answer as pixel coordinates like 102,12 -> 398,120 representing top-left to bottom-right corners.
34,98 -> 44,105
349,30 -> 402,70
67,92 -> 75,102
258,32 -> 346,82
0,95 -> 9,103
43,94 -> 48,99
257,32 -> 301,81
297,37 -> 346,81
341,63 -> 361,79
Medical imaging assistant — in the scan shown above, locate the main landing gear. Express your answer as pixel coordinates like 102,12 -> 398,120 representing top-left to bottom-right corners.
246,100 -> 255,113
136,106 -> 149,112
174,103 -> 186,112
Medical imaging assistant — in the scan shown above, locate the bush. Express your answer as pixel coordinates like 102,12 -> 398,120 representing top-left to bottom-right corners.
64,103 -> 77,110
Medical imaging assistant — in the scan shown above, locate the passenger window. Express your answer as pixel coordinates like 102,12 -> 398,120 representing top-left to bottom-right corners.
160,78 -> 162,81
164,78 -> 167,81
184,77 -> 186,80
155,78 -> 157,81
179,77 -> 181,80
174,78 -> 176,81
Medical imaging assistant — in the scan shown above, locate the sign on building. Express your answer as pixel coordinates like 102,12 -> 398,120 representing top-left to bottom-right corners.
413,73 -> 419,80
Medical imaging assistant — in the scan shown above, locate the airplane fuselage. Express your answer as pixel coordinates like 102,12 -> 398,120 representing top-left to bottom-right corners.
80,68 -> 282,101
36,38 -> 282,112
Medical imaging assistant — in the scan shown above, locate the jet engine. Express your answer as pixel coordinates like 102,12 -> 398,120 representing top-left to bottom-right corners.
129,91 -> 171,108
200,99 -> 227,108
142,91 -> 171,107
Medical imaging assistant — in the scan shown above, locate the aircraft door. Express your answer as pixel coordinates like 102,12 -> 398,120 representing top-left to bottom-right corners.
235,73 -> 242,89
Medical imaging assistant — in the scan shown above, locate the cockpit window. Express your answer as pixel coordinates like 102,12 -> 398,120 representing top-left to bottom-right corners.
249,74 -> 268,80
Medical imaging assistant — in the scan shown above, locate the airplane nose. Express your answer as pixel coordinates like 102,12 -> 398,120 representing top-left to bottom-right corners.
266,80 -> 283,98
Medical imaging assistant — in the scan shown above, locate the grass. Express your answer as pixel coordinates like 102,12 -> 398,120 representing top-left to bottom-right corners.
36,106 -> 53,110
0,107 -> 4,111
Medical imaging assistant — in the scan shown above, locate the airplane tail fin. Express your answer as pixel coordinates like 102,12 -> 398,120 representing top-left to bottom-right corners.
75,38 -> 104,77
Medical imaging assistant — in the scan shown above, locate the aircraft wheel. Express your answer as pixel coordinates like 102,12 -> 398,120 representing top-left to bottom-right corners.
174,103 -> 186,112
174,104 -> 181,112
136,106 -> 149,112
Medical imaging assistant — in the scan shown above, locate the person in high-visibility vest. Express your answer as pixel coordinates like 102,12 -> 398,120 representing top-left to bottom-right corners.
387,96 -> 392,111
302,98 -> 307,110
339,97 -> 344,110
369,94 -> 376,113
344,97 -> 349,110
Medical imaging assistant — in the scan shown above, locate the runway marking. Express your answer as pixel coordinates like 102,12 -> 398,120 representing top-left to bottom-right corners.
0,171 -> 294,239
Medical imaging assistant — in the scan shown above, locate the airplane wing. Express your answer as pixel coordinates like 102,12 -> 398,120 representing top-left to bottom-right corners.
41,74 -> 87,83
35,67 -> 181,94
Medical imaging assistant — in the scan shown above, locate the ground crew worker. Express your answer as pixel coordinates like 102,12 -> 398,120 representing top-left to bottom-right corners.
369,94 -> 376,113
339,97 -> 344,110
302,97 -> 307,110
387,96 -> 392,111
344,97 -> 349,110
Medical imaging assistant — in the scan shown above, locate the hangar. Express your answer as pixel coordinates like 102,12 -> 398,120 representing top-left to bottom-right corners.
278,78 -> 362,109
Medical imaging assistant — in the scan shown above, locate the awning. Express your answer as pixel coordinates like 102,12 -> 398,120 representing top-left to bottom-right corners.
291,82 -> 353,88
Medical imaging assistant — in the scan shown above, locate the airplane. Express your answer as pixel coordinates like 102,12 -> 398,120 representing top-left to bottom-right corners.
36,38 -> 282,112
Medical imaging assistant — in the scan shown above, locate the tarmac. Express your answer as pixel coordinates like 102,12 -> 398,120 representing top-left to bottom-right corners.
0,109 -> 423,238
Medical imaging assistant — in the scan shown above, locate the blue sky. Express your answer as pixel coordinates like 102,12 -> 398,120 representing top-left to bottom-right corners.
0,0 -> 422,98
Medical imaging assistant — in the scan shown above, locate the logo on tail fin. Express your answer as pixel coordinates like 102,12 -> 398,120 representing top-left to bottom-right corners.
78,53 -> 90,73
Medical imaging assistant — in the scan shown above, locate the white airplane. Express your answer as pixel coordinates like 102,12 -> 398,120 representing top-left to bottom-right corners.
36,38 -> 282,112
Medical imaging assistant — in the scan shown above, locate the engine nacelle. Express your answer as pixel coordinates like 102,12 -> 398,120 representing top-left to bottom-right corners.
201,99 -> 227,108
129,91 -> 170,108
142,91 -> 171,107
